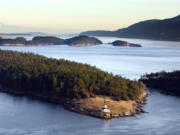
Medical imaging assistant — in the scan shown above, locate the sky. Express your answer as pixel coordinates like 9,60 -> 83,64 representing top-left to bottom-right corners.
0,0 -> 180,33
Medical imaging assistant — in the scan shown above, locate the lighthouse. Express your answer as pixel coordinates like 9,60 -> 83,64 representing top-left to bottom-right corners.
102,96 -> 110,113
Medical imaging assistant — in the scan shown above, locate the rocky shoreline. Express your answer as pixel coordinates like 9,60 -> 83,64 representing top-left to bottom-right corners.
0,85 -> 148,119
67,92 -> 149,119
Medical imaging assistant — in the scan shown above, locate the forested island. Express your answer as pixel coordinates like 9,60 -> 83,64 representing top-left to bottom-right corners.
0,36 -> 102,46
64,36 -> 102,46
0,35 -> 144,48
111,40 -> 142,47
140,71 -> 180,96
0,49 -> 147,119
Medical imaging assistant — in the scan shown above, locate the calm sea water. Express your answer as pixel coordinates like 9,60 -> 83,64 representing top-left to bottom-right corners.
0,35 -> 180,135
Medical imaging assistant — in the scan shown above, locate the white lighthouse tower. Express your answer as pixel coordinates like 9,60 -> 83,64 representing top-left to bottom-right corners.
102,96 -> 110,113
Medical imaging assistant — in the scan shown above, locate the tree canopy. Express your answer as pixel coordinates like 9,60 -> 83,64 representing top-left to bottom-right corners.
0,49 -> 144,100
140,71 -> 180,96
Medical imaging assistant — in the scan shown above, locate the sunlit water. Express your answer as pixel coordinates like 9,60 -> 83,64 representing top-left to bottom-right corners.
0,35 -> 180,135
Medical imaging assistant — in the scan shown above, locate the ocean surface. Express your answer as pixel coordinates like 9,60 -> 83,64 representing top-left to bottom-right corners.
0,35 -> 180,135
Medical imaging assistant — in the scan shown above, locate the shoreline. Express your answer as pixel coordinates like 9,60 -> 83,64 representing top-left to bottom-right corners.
0,86 -> 148,119
66,92 -> 148,119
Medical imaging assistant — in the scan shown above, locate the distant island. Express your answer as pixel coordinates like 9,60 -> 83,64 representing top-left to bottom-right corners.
111,40 -> 142,47
0,35 -> 143,48
0,36 -> 102,46
140,71 -> 180,96
0,49 -> 147,119
81,15 -> 180,41
64,36 -> 102,46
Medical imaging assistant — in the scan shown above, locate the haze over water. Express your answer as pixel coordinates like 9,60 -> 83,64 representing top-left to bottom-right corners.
0,35 -> 180,135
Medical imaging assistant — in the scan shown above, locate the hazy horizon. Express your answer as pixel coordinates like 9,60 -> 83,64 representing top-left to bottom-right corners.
0,0 -> 180,33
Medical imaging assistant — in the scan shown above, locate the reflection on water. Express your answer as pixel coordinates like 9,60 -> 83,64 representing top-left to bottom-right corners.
0,36 -> 180,134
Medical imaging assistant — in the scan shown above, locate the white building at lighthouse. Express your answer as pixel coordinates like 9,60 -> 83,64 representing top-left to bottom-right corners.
102,104 -> 110,112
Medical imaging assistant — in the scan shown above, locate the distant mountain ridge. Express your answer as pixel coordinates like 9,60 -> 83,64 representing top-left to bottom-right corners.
81,15 -> 180,41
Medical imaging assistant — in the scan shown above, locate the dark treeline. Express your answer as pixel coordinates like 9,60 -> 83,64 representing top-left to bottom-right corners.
0,50 -> 144,100
140,71 -> 180,96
